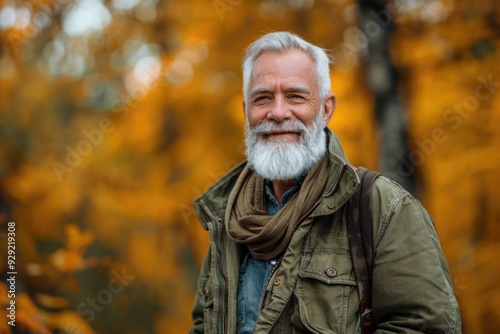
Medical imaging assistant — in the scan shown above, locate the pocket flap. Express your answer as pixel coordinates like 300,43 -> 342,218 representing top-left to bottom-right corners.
299,251 -> 356,285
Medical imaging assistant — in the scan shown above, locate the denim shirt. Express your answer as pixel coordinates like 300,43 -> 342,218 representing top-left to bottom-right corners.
236,177 -> 304,334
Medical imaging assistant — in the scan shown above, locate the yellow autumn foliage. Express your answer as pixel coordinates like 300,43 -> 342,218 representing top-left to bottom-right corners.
0,0 -> 499,333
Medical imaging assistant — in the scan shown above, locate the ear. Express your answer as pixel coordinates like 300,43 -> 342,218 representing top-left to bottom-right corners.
322,93 -> 337,125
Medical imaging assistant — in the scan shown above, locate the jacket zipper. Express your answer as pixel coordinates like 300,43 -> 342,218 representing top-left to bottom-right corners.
199,203 -> 228,333
217,222 -> 228,334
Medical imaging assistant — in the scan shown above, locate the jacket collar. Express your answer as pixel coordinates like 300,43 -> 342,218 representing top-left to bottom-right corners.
194,128 -> 360,230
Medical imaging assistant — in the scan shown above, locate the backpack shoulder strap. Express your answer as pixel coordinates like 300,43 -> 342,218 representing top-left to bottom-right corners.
347,167 -> 381,334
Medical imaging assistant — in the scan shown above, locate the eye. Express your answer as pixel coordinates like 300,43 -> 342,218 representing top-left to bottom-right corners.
253,96 -> 271,104
288,94 -> 305,101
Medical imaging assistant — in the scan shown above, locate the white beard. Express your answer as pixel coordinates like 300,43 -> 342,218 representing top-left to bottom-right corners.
245,112 -> 327,181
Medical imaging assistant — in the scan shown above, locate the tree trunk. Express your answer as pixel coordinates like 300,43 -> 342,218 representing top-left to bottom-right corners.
358,0 -> 415,195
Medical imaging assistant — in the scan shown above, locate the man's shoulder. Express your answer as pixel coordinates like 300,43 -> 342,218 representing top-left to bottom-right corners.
369,173 -> 417,221
370,174 -> 413,206
367,172 -> 433,245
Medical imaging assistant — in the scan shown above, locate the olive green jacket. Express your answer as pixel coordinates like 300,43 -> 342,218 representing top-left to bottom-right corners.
190,129 -> 461,334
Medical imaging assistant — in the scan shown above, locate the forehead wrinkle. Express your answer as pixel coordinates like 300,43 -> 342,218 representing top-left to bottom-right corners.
248,51 -> 318,101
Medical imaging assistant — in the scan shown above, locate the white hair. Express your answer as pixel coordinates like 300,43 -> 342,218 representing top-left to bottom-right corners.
242,31 -> 332,103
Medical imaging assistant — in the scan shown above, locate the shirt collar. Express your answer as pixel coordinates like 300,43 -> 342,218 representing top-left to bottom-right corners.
264,173 -> 306,215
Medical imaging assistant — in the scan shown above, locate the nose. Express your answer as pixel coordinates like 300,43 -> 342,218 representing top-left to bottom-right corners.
267,95 -> 292,122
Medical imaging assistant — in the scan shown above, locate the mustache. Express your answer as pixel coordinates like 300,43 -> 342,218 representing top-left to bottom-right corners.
251,120 -> 308,135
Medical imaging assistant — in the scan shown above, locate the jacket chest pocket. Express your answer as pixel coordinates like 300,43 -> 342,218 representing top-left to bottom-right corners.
291,251 -> 360,334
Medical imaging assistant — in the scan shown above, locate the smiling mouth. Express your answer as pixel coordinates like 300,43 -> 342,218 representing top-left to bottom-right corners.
262,131 -> 301,140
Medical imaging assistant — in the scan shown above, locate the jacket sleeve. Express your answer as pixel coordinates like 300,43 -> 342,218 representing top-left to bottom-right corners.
190,250 -> 211,334
371,179 -> 461,333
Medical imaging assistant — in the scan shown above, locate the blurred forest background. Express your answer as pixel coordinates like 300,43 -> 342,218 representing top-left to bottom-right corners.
0,0 -> 499,333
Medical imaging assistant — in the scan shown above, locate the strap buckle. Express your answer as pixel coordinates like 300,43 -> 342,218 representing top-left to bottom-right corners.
360,299 -> 375,333
361,308 -> 374,329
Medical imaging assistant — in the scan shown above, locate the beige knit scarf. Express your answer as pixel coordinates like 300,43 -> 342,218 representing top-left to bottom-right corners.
225,155 -> 330,260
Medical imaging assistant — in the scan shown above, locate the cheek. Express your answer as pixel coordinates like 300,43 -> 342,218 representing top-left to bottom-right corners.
247,108 -> 267,127
295,108 -> 318,127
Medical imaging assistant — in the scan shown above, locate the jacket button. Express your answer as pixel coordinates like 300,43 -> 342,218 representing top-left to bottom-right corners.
327,202 -> 336,209
273,278 -> 281,286
326,268 -> 337,277
352,180 -> 357,187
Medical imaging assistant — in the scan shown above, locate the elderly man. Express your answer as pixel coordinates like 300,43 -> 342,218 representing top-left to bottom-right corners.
190,32 -> 461,334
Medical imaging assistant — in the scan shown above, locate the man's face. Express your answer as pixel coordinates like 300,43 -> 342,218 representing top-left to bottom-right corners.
245,50 -> 325,139
243,50 -> 335,181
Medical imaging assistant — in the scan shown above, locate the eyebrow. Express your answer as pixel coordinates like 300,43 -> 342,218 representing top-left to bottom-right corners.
285,86 -> 311,95
249,86 -> 312,99
249,87 -> 272,99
